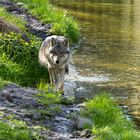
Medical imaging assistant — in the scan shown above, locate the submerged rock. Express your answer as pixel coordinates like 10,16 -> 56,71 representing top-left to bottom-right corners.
76,116 -> 94,129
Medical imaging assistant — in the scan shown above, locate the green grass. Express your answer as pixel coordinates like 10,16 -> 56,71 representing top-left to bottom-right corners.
0,32 -> 49,86
0,7 -> 49,86
37,81 -> 74,105
81,93 -> 140,140
35,83 -> 62,116
0,78 -> 9,89
37,82 -> 61,106
0,113 -> 43,140
0,120 -> 32,140
12,0 -> 80,43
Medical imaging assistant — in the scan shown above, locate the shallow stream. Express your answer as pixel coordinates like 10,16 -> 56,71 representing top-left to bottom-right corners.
50,0 -> 140,127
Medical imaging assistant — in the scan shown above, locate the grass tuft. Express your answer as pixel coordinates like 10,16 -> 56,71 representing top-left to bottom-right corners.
81,93 -> 140,140
0,120 -> 32,140
0,78 -> 9,89
37,82 -> 62,106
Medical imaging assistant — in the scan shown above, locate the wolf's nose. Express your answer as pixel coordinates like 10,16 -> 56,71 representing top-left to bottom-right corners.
56,60 -> 59,64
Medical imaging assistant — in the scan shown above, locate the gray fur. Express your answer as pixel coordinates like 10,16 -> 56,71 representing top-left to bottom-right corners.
38,35 -> 70,92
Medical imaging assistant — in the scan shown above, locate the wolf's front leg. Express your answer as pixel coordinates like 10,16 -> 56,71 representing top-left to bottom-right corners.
48,68 -> 53,86
49,68 -> 59,91
59,68 -> 65,93
53,70 -> 60,91
48,68 -> 56,90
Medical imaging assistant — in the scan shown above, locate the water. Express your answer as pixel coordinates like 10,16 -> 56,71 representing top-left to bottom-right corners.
50,0 -> 140,127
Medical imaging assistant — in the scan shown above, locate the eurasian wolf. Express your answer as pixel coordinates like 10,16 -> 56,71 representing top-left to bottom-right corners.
39,35 -> 70,92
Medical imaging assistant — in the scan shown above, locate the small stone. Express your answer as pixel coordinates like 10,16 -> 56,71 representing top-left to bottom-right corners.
0,107 -> 7,111
80,129 -> 92,138
33,113 -> 42,119
9,89 -> 14,93
23,118 -> 31,122
76,116 -> 93,129
72,131 -> 81,138
8,104 -> 16,107
23,113 -> 32,118
16,2 -> 25,7
5,94 -> 14,103
0,97 -> 5,101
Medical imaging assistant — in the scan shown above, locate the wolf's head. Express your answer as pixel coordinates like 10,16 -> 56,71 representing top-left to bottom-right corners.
48,37 -> 70,65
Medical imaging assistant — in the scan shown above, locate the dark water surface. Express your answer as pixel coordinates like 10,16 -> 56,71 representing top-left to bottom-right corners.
50,0 -> 140,127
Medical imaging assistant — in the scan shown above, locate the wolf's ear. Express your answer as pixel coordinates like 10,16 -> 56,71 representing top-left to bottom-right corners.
63,38 -> 69,47
51,38 -> 56,46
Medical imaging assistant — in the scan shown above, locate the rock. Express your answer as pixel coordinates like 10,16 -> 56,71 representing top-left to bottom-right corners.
0,96 -> 5,101
24,88 -> 38,95
23,118 -> 31,122
16,2 -> 25,7
76,116 -> 93,129
72,131 -> 81,138
3,113 -> 12,119
0,107 -> 7,111
1,93 -> 14,103
33,112 -> 42,120
23,113 -> 33,118
80,129 -> 92,138
8,104 -> 16,107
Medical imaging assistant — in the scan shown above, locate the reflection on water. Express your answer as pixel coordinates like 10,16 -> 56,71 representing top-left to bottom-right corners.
50,0 -> 140,127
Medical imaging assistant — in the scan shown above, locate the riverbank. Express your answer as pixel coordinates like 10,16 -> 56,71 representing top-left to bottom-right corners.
12,0 -> 80,43
0,0 -> 140,140
0,81 -> 97,140
0,83 -> 140,140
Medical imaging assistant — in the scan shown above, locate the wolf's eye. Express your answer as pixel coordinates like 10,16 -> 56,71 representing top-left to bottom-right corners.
50,50 -> 53,53
53,52 -> 57,55
50,50 -> 56,55
66,50 -> 70,54
61,54 -> 64,57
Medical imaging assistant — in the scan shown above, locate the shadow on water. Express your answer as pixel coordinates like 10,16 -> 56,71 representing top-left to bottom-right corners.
50,0 -> 140,128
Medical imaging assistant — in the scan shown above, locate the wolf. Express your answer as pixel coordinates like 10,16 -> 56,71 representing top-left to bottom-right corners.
39,35 -> 70,92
